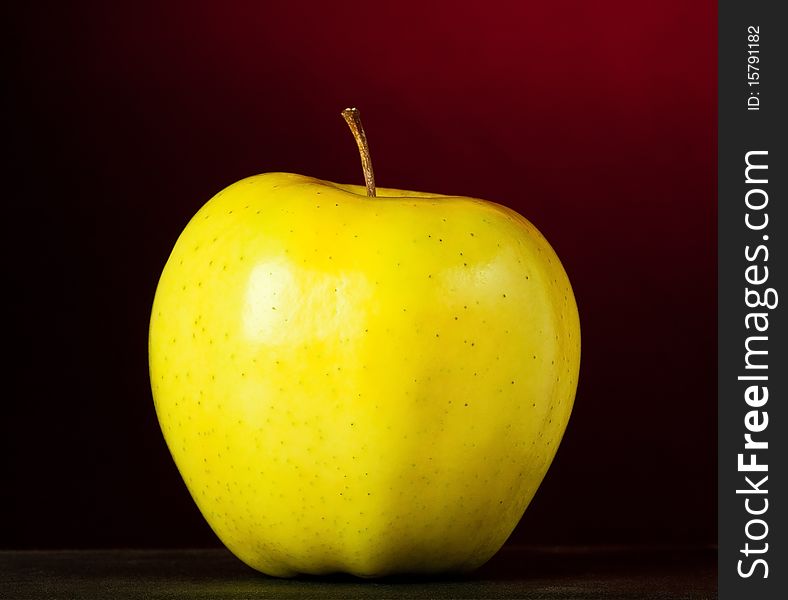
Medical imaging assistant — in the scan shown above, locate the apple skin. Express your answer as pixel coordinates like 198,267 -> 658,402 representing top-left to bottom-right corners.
149,172 -> 580,577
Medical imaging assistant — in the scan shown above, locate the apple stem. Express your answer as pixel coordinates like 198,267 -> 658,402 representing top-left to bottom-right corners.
341,107 -> 376,197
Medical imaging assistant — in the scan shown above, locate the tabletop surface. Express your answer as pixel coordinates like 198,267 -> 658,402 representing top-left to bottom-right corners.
0,546 -> 717,599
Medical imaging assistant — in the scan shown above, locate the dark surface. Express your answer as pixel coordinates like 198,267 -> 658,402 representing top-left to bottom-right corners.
0,546 -> 716,599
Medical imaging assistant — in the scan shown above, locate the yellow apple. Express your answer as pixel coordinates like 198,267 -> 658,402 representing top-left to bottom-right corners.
149,111 -> 580,577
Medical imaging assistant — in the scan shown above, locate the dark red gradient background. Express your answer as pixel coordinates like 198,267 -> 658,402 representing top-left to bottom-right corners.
5,1 -> 716,548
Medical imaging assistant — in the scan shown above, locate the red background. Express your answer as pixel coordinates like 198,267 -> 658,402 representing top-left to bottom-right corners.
6,0 -> 716,548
